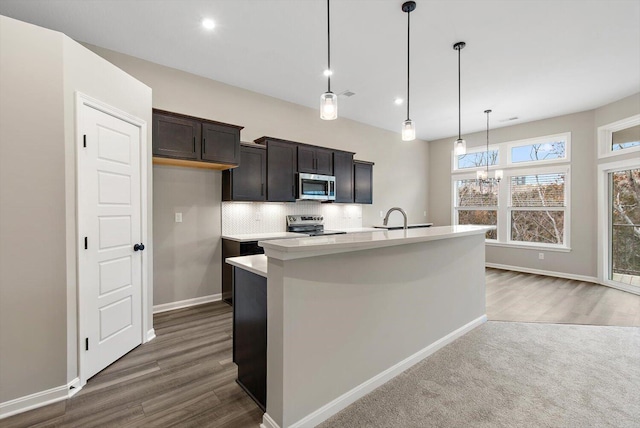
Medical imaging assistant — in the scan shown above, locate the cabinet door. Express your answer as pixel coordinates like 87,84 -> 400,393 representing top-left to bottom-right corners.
333,151 -> 354,203
297,146 -> 316,173
354,161 -> 373,204
202,122 -> 240,165
231,146 -> 266,201
267,140 -> 297,202
153,113 -> 200,160
315,148 -> 334,175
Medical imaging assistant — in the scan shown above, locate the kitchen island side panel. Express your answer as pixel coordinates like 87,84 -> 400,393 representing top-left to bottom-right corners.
266,233 -> 486,427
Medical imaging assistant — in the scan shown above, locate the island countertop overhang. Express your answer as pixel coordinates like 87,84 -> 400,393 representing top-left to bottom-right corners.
258,225 -> 493,261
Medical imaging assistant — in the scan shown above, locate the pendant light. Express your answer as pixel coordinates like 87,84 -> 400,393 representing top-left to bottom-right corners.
401,1 -> 416,141
453,41 -> 466,155
477,109 -> 503,187
320,0 -> 337,120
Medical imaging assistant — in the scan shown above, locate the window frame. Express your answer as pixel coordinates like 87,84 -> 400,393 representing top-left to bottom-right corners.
506,164 -> 571,250
597,114 -> 640,159
451,133 -> 571,251
452,173 -> 499,242
506,133 -> 570,167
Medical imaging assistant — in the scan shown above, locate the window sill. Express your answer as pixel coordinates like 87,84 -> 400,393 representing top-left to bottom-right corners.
485,241 -> 571,252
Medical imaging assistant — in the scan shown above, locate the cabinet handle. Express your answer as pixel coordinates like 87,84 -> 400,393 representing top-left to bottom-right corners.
203,138 -> 206,153
193,136 -> 196,152
261,183 -> 264,196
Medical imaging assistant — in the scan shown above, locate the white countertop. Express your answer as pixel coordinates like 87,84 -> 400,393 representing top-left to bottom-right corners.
337,227 -> 383,233
225,254 -> 268,277
259,225 -> 492,260
221,232 -> 307,242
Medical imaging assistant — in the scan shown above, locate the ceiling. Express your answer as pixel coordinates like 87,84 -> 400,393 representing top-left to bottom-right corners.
1,0 -> 639,141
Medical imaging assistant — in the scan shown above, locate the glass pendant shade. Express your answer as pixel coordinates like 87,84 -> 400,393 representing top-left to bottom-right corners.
477,169 -> 488,181
494,169 -> 504,181
454,138 -> 467,155
402,119 -> 416,141
320,92 -> 338,120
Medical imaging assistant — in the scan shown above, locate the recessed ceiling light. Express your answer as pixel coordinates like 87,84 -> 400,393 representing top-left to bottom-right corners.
394,98 -> 403,105
202,18 -> 215,30
323,69 -> 333,77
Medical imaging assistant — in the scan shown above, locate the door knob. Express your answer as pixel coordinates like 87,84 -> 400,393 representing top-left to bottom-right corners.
134,243 -> 145,251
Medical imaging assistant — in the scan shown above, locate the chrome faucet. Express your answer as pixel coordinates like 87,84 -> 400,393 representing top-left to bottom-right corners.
383,207 -> 408,230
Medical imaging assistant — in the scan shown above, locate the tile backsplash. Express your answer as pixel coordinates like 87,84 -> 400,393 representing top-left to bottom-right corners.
222,201 -> 363,235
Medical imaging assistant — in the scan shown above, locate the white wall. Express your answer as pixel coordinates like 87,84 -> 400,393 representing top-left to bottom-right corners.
428,93 -> 640,279
0,15 -> 151,406
85,44 -> 431,304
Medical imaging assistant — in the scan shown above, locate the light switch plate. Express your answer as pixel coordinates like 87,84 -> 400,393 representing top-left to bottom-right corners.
175,212 -> 182,223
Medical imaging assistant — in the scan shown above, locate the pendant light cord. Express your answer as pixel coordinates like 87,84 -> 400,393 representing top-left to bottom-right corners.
406,8 -> 410,121
458,47 -> 461,140
327,0 -> 331,93
486,110 -> 490,176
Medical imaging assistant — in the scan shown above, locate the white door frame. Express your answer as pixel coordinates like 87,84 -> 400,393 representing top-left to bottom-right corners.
597,157 -> 640,296
75,92 -> 150,386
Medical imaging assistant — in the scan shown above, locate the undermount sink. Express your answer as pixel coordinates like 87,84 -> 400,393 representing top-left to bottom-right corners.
374,223 -> 433,230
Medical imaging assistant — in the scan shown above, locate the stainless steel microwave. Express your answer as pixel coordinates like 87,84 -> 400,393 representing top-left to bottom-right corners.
298,173 -> 336,201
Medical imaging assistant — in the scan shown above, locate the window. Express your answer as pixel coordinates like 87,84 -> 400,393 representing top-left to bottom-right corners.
451,133 -> 571,250
598,114 -> 640,158
509,173 -> 566,245
455,179 -> 497,239
611,124 -> 640,151
511,140 -> 566,163
456,149 -> 499,170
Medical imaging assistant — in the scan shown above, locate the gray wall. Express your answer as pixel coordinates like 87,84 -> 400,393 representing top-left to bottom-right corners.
153,166 -> 220,305
0,16 -> 67,403
86,45 -> 432,303
429,93 -> 640,279
0,16 -> 152,404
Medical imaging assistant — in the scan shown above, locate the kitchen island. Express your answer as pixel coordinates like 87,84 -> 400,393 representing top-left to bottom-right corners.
228,225 -> 490,428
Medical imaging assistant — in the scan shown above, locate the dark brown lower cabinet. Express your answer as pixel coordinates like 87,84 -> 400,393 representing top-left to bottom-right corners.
222,240 -> 264,304
233,267 -> 267,411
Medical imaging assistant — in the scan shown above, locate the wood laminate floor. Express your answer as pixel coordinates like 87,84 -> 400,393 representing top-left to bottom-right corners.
486,268 -> 640,326
4,269 -> 640,427
2,303 -> 263,428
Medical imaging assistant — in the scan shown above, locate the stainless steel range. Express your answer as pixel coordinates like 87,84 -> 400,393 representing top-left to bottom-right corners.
286,215 -> 346,237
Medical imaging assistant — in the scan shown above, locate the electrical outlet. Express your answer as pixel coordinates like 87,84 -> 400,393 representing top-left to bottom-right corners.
423,211 -> 427,217
380,211 -> 384,218
255,211 -> 262,221
538,252 -> 544,260
175,212 -> 182,223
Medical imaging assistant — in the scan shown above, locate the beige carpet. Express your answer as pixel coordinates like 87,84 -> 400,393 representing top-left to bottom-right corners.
319,322 -> 640,428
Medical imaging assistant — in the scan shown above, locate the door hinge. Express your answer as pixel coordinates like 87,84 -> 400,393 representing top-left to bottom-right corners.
84,237 -> 88,249
83,134 -> 86,148
85,338 -> 89,351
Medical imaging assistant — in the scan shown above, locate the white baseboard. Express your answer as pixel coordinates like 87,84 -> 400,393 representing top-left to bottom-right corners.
287,314 -> 487,428
260,412 -> 281,428
486,263 -> 599,284
146,328 -> 156,342
601,280 -> 640,296
0,377 -> 80,420
67,377 -> 81,398
152,293 -> 222,314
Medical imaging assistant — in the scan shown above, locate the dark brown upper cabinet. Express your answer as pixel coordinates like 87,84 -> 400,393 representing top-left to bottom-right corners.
297,145 -> 333,175
202,122 -> 240,164
255,137 -> 298,202
152,113 -> 200,160
354,160 -> 374,204
333,150 -> 355,203
153,109 -> 242,170
223,144 -> 266,202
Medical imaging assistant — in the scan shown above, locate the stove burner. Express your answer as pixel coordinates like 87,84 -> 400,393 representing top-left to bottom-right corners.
286,214 -> 346,237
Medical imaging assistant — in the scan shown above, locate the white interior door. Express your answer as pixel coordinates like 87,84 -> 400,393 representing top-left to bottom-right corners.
78,101 -> 143,381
